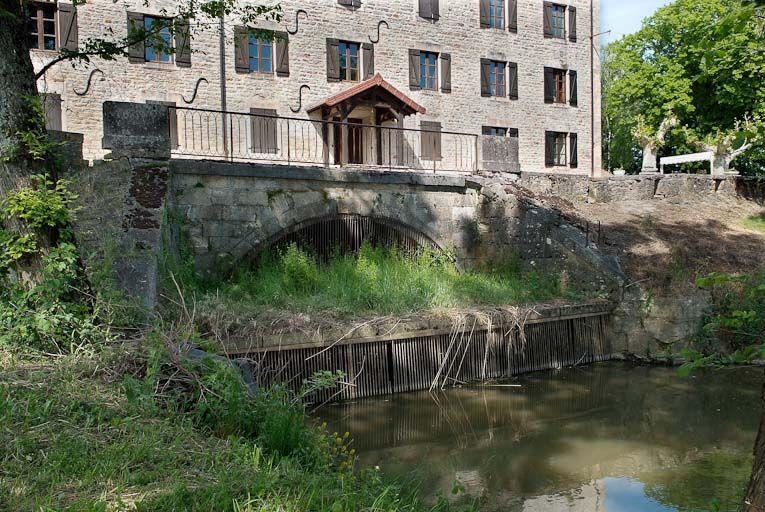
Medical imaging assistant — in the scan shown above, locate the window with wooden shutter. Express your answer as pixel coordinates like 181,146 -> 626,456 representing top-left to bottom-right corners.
489,60 -> 506,97
250,108 -> 278,154
569,70 -> 577,106
175,18 -> 191,67
419,0 -> 439,21
545,131 -> 566,166
568,6 -> 577,41
408,49 -> 421,90
554,69 -> 566,102
362,42 -> 374,80
26,1 -> 58,50
480,59 -> 491,97
41,93 -> 62,131
338,41 -> 360,81
570,133 -> 578,167
127,12 -> 145,63
482,126 -> 507,136
421,121 -> 442,161
146,100 -> 178,148
326,38 -> 340,81
58,3 -> 78,51
440,53 -> 451,93
275,32 -> 289,77
488,0 -> 505,29
508,0 -> 517,32
508,62 -> 518,100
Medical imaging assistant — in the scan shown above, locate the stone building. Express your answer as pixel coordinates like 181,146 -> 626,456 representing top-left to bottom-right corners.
31,0 -> 601,175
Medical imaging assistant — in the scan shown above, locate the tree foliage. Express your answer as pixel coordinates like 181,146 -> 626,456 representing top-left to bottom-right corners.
602,0 -> 765,174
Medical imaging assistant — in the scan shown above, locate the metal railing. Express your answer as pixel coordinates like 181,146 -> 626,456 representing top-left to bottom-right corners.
170,106 -> 479,173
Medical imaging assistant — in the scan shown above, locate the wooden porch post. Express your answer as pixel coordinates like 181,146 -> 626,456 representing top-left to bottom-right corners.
340,105 -> 349,166
321,108 -> 330,168
374,108 -> 384,166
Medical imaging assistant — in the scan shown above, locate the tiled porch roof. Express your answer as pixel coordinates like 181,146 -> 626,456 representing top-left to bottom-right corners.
307,73 -> 426,115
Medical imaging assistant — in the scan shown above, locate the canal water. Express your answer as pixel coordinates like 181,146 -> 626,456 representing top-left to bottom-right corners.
317,363 -> 763,511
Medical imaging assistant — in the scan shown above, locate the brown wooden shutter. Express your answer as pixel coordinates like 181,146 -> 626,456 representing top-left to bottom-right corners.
234,26 -> 249,73
508,0 -> 517,32
250,108 -> 278,153
175,18 -> 191,67
544,67 -> 555,103
58,3 -> 78,51
419,0 -> 439,20
408,49 -> 421,90
545,131 -> 555,166
570,133 -> 578,167
127,12 -> 145,63
569,70 -> 578,106
42,93 -> 62,131
440,53 -> 451,93
480,58 -> 491,97
543,2 -> 553,37
479,0 -> 490,28
568,6 -> 577,41
275,31 -> 289,77
421,121 -> 441,161
508,62 -> 518,99
327,39 -> 340,81
338,0 -> 361,7
362,42 -> 374,79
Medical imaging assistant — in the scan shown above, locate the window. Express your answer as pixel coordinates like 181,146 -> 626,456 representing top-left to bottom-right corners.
248,37 -> 273,73
545,131 -> 567,166
419,0 -> 439,20
482,126 -> 507,137
489,0 -> 504,28
551,4 -> 566,38
419,52 -> 438,90
554,69 -> 566,103
489,60 -> 506,97
26,1 -> 57,50
144,16 -> 172,63
339,41 -> 360,81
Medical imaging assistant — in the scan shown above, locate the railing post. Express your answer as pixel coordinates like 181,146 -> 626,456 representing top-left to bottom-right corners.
228,112 -> 234,161
286,118 -> 291,166
388,128 -> 392,171
433,133 -> 437,174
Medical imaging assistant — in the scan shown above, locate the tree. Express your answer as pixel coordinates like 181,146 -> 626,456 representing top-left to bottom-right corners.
602,0 -> 765,174
634,114 -> 678,172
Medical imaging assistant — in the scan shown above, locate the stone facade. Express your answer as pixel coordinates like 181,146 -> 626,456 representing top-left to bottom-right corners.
32,0 -> 601,174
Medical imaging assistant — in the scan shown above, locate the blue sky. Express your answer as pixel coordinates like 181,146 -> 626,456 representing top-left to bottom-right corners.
601,0 -> 673,44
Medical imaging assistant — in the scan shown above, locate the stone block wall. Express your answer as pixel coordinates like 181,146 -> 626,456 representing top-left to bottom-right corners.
32,0 -> 600,174
514,172 -> 765,204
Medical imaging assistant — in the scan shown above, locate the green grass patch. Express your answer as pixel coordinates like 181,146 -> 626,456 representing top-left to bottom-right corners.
742,214 -> 765,234
188,244 -> 573,318
0,345 -> 473,511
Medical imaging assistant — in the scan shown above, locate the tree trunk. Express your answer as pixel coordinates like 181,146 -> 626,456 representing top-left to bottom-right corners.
0,0 -> 44,159
745,374 -> 765,511
0,0 -> 48,287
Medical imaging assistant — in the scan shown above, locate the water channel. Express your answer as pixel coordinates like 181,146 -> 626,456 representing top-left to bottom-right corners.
318,363 -> 763,511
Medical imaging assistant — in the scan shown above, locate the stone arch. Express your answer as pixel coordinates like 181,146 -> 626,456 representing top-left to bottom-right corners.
251,213 -> 448,262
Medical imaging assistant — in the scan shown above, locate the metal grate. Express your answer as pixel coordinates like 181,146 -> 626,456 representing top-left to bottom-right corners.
244,313 -> 612,404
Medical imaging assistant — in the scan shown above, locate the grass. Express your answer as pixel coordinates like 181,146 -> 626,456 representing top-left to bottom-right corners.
188,244 -> 573,319
742,214 -> 765,234
0,344 -> 473,511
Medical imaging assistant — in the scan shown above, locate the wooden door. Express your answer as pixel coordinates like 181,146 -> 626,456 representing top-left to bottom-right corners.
347,118 -> 364,164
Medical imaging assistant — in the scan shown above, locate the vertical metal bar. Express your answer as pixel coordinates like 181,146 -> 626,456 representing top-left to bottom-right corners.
287,118 -> 291,165
228,112 -> 234,161
388,128 -> 392,171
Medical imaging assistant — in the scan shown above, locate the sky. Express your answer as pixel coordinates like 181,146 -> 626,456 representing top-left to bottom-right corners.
601,0 -> 673,44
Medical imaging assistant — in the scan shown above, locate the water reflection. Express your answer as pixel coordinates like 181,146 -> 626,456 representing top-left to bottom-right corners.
317,363 -> 762,511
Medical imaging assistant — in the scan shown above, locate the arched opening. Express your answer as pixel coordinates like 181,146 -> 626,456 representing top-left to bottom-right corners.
260,214 -> 444,261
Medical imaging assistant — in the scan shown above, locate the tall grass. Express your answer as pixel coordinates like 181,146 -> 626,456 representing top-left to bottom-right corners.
199,243 -> 568,317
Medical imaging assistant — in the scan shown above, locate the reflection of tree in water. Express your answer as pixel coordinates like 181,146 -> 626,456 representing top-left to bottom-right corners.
642,450 -> 752,512
318,364 -> 763,511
